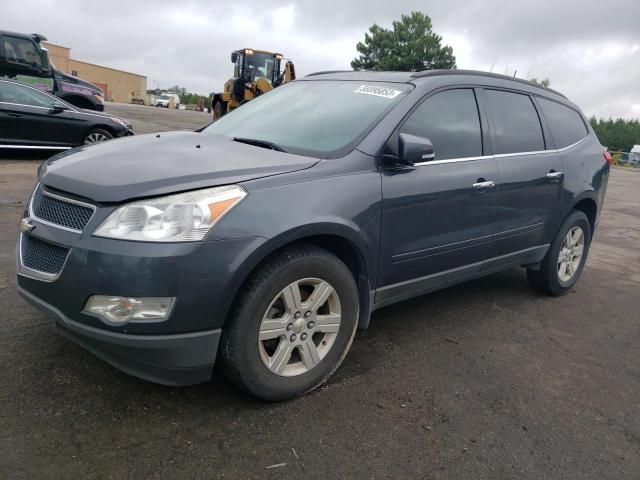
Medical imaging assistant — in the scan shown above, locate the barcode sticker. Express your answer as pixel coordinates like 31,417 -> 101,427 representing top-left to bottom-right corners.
353,85 -> 402,99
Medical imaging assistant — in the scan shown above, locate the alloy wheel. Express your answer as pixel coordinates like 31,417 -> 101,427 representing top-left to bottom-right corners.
85,132 -> 110,144
557,226 -> 585,282
258,278 -> 341,377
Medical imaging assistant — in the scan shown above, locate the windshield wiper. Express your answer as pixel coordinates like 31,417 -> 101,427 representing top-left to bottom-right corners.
233,137 -> 287,153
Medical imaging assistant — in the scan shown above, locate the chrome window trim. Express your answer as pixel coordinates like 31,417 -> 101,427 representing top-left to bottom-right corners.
556,135 -> 588,152
413,136 -> 588,166
414,155 -> 491,166
0,101 -> 57,110
29,184 -> 97,234
0,144 -> 72,150
16,233 -> 70,282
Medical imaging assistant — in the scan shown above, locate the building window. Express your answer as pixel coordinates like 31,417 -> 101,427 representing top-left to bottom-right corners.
71,70 -> 78,77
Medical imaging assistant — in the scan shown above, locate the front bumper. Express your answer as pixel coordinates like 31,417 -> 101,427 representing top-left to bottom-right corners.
16,211 -> 266,385
116,128 -> 135,138
19,287 -> 220,386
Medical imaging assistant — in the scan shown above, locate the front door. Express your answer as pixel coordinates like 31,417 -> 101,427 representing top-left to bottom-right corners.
0,81 -> 77,147
377,88 -> 498,304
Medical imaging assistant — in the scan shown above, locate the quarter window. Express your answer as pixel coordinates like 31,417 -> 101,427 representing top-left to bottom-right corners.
485,90 -> 545,154
400,89 -> 483,160
0,82 -> 56,108
3,36 -> 42,69
537,97 -> 587,148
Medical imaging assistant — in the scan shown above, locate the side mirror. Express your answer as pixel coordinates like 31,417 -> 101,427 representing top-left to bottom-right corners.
231,52 -> 238,63
397,133 -> 435,165
51,103 -> 69,113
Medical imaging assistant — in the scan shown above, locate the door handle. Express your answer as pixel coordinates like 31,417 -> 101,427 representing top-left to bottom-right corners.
7,113 -> 21,118
472,180 -> 495,189
546,171 -> 563,179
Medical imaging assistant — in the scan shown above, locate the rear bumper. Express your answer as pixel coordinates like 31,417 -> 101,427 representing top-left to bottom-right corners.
19,286 -> 221,386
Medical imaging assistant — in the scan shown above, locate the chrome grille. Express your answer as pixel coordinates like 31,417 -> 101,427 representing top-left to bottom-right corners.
20,234 -> 69,276
31,185 -> 94,232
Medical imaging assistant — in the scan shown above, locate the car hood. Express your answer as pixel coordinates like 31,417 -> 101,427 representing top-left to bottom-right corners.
39,131 -> 319,203
54,69 -> 103,96
75,108 -> 131,127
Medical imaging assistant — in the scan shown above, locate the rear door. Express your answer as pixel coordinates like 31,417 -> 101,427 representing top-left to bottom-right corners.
482,88 -> 564,263
0,81 -> 77,147
377,88 -> 498,303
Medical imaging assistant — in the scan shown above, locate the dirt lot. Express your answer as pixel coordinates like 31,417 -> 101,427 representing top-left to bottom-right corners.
1,104 -> 639,479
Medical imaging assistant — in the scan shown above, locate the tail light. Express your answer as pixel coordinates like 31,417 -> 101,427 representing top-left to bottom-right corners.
604,150 -> 612,167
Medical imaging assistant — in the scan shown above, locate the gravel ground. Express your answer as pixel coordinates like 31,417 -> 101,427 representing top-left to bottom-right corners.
0,104 -> 639,479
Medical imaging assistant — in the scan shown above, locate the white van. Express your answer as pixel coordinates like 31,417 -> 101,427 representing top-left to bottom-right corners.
154,93 -> 180,109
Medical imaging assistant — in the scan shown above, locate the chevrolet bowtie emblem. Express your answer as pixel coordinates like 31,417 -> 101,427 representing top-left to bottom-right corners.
20,218 -> 35,233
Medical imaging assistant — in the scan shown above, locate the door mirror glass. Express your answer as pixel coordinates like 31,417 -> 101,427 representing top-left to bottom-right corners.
231,52 -> 238,63
398,133 -> 434,165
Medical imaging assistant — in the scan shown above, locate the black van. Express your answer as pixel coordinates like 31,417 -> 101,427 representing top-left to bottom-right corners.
0,30 -> 104,111
16,70 -> 610,401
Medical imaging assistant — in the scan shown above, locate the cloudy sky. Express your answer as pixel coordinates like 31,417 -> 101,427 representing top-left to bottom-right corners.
4,0 -> 639,118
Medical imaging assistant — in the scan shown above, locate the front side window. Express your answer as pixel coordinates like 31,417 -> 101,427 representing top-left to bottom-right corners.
203,81 -> 413,158
537,97 -> 588,149
0,82 -> 56,108
485,90 -> 545,154
3,36 -> 42,69
400,89 -> 483,160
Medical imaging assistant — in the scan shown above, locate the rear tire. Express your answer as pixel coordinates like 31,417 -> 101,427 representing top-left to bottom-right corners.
527,210 -> 591,295
220,245 -> 359,401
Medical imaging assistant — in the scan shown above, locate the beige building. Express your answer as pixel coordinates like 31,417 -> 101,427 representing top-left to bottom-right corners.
42,42 -> 147,103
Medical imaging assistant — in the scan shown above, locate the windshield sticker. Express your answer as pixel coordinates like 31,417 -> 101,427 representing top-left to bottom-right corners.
353,85 -> 402,99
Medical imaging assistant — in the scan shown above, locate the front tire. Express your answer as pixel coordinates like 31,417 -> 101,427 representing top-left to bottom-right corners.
220,245 -> 359,401
527,210 -> 591,295
84,128 -> 113,145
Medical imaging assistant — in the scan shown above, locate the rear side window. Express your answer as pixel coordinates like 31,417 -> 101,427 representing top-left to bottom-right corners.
400,89 -> 482,160
537,98 -> 588,148
485,90 -> 545,154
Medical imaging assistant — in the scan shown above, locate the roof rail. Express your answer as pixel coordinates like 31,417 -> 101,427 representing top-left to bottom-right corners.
410,69 -> 566,98
305,70 -> 353,77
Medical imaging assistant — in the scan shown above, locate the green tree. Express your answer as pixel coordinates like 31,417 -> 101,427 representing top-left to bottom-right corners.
351,12 -> 456,71
589,116 -> 640,152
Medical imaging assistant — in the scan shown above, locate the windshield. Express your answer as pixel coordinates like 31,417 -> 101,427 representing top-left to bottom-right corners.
202,80 -> 412,158
245,53 -> 277,84
160,94 -> 171,100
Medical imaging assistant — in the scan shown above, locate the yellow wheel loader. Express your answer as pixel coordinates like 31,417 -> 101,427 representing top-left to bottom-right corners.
212,48 -> 295,121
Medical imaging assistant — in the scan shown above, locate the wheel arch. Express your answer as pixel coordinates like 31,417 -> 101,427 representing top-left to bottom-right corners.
224,225 -> 375,331
83,124 -> 117,141
571,195 -> 598,234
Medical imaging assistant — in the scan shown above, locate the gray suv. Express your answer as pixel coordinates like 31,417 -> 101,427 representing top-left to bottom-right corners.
16,70 -> 610,401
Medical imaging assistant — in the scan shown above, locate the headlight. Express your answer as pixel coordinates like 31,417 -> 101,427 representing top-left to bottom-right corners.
110,117 -> 130,128
94,185 -> 247,242
94,94 -> 105,104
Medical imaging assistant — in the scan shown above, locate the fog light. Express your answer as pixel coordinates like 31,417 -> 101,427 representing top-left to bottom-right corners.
83,296 -> 175,325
